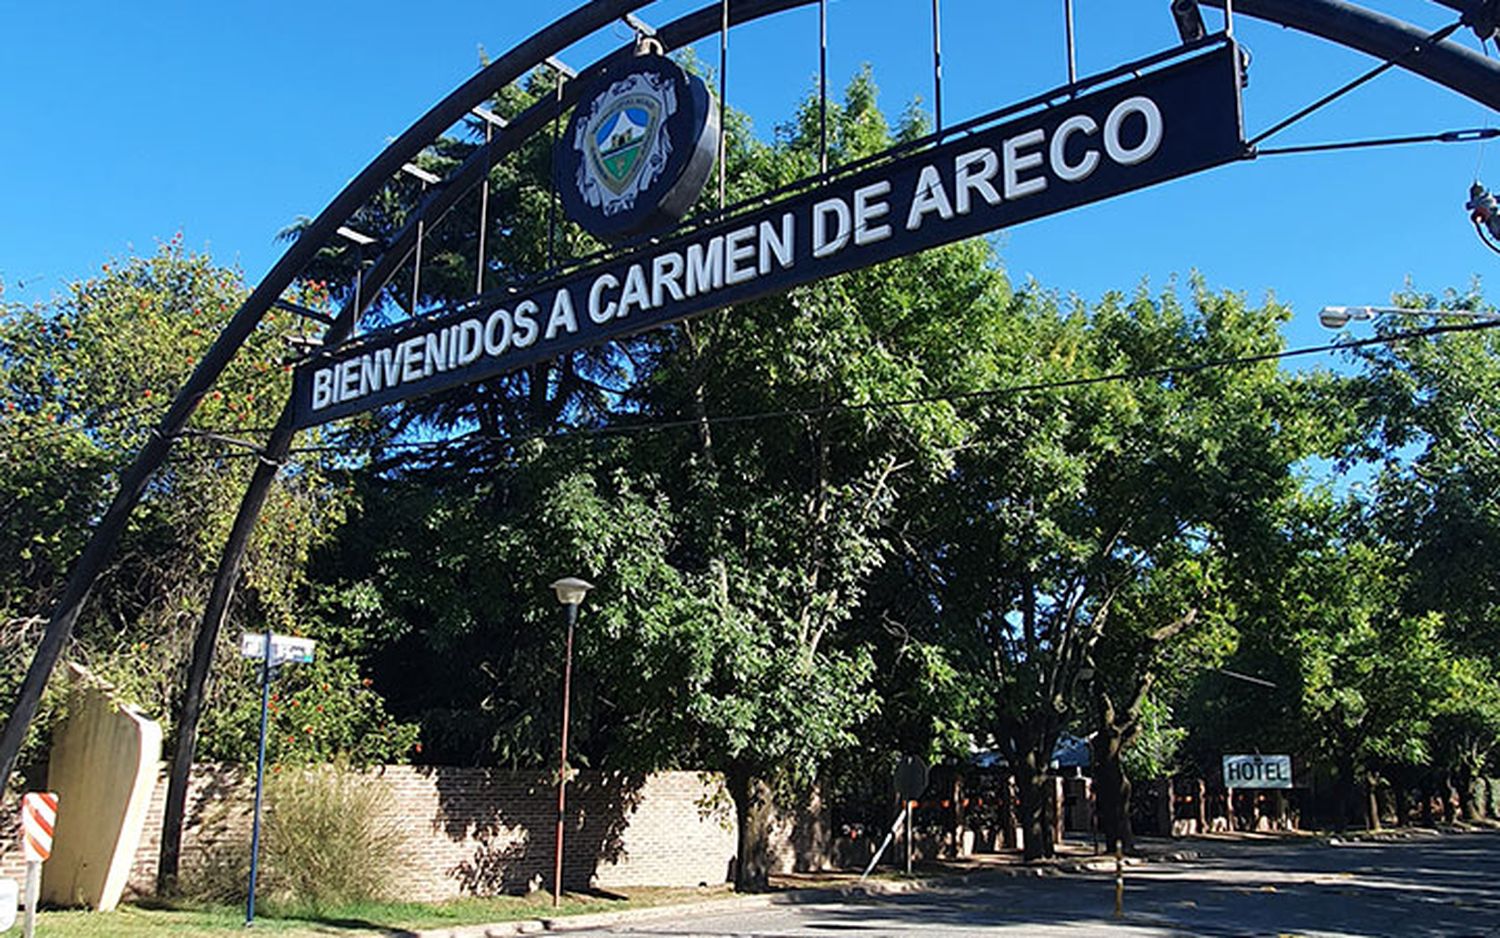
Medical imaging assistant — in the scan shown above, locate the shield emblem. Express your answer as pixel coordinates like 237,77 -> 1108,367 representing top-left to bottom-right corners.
589,98 -> 661,195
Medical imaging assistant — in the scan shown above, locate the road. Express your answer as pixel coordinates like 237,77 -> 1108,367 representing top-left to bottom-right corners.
564,831 -> 1500,937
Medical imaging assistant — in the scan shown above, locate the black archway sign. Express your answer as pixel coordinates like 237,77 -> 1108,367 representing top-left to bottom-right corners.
0,0 -> 1496,892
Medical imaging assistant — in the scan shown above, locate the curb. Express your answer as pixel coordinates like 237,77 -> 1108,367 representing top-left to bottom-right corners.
408,892 -> 799,937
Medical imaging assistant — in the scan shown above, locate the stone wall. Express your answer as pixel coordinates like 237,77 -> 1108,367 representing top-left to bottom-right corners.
2,764 -> 829,903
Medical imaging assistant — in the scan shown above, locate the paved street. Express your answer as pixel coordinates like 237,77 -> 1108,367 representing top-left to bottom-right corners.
565,831 -> 1500,937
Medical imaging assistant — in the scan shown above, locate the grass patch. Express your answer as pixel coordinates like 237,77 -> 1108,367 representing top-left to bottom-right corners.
29,885 -> 736,937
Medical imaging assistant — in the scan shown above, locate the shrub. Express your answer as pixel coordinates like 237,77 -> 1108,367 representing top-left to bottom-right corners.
260,761 -> 406,912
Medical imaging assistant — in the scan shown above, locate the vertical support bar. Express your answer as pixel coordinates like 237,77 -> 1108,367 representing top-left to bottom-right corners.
548,81 -> 563,273
904,800 -> 913,874
352,246 -> 365,327
477,122 -> 492,295
1224,0 -> 1235,37
1064,0 -> 1077,84
552,601 -> 579,908
931,0 -> 943,134
819,0 -> 828,175
244,625 -> 274,927
22,861 -> 38,938
411,182 -> 427,314
1113,846 -> 1124,918
719,0 -> 729,208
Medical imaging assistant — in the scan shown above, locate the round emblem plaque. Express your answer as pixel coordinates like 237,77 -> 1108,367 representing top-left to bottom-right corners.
557,55 -> 719,243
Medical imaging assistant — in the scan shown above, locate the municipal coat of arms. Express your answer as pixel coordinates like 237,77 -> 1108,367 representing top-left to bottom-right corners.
574,72 -> 678,217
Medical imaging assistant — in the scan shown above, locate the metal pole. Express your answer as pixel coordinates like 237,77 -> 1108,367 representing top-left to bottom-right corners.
352,246 -> 364,326
931,0 -> 943,134
411,183 -> 426,314
904,800 -> 913,874
1224,0 -> 1235,37
1064,0 -> 1077,84
552,601 -> 579,908
819,0 -> 828,175
477,122 -> 492,295
548,81 -> 563,273
718,0 -> 729,208
1113,846 -> 1124,918
245,627 -> 273,926
22,861 -> 38,938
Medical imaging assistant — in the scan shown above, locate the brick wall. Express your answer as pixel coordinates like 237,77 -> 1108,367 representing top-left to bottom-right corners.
2,764 -> 828,903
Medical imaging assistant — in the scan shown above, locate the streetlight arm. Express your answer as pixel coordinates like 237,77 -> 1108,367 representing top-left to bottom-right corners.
1319,305 -> 1499,329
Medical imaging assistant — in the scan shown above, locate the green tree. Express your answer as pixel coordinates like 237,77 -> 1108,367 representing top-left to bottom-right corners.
925,280 -> 1310,858
0,244 -> 408,776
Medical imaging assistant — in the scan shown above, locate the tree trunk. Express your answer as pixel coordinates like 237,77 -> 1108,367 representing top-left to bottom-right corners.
1394,782 -> 1410,827
1457,768 -> 1478,822
1094,726 -> 1134,853
1364,773 -> 1381,831
1018,753 -> 1055,861
727,764 -> 775,892
1333,755 -> 1355,832
1441,773 -> 1458,824
950,772 -> 966,858
1419,776 -> 1435,827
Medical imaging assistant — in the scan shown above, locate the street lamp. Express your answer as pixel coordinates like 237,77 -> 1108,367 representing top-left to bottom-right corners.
549,576 -> 593,908
1319,305 -> 1499,329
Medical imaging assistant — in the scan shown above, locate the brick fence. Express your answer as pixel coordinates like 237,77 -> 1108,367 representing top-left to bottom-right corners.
1,764 -> 828,903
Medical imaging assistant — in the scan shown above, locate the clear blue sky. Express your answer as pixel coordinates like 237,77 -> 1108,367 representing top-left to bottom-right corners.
2,1 -> 1495,357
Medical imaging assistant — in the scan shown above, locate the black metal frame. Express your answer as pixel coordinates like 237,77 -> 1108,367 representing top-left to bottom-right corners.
0,0 -> 1496,891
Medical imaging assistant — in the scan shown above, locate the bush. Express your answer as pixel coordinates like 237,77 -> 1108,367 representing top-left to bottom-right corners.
261,761 -> 405,911
185,761 -> 405,911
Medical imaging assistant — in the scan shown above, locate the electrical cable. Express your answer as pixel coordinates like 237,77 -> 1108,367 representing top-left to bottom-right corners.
165,317 -> 1500,465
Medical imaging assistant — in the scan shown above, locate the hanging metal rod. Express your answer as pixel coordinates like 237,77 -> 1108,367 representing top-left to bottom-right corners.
273,299 -> 336,326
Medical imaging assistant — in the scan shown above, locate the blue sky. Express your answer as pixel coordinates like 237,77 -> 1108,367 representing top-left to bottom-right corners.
2,1 -> 1495,359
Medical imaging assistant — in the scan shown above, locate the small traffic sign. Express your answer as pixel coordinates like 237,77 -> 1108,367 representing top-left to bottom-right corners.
894,755 -> 929,801
239,633 -> 316,665
20,793 -> 57,863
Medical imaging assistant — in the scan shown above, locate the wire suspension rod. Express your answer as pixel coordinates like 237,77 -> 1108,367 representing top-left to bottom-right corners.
1249,19 -> 1462,147
931,0 -> 943,133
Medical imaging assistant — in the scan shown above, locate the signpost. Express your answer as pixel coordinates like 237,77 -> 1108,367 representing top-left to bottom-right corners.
240,632 -> 316,926
19,792 -> 56,938
893,756 -> 930,875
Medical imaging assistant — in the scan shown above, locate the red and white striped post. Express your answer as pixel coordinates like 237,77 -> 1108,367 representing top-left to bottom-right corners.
20,792 -> 57,938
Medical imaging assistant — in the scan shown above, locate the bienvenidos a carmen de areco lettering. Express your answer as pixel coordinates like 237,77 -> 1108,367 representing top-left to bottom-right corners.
310,94 -> 1162,413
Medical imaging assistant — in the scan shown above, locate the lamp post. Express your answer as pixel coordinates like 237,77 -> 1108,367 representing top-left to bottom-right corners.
1318,305 -> 1498,329
549,577 -> 593,909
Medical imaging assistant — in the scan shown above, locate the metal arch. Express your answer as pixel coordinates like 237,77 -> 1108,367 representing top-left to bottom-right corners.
358,0 -> 1500,327
1199,0 -> 1500,111
0,0 -> 657,809
9,0 -> 1500,805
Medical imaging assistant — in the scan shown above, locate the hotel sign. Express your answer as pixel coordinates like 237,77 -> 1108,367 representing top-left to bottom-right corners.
292,43 -> 1245,429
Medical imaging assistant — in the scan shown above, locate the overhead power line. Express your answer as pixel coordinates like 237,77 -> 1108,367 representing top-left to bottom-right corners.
166,318 -> 1500,465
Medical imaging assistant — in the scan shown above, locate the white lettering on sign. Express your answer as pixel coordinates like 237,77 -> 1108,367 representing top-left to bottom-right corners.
308,86 -> 1174,415
1222,754 -> 1293,789
298,40 -> 1246,431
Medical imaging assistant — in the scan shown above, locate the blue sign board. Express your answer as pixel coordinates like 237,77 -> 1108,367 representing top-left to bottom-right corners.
292,42 -> 1246,429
